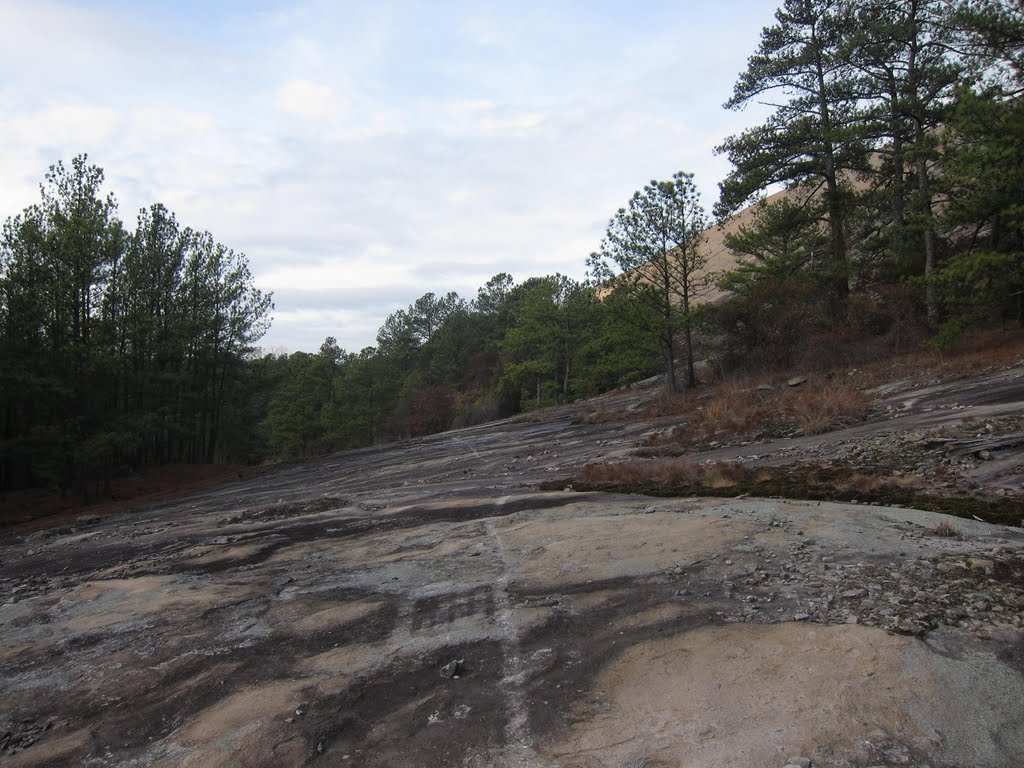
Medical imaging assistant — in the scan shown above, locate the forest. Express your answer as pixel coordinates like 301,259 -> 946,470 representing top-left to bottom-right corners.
1,0 -> 1022,497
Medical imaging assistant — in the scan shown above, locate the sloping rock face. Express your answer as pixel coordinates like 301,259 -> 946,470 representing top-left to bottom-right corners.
2,373 -> 1023,768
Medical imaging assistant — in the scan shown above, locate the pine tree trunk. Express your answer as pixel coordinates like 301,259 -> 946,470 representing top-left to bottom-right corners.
918,155 -> 939,325
683,323 -> 696,389
665,341 -> 678,394
812,13 -> 848,320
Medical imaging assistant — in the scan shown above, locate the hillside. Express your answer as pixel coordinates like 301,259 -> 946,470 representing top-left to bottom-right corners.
2,336 -> 1023,767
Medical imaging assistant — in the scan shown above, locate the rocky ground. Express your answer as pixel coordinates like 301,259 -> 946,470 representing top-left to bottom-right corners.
1,359 -> 1023,768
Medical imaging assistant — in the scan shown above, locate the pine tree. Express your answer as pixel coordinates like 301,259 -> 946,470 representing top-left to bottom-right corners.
717,0 -> 867,318
589,172 -> 711,391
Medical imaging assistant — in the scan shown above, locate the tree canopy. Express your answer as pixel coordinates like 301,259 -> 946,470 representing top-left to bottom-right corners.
589,172 -> 711,391
0,156 -> 273,496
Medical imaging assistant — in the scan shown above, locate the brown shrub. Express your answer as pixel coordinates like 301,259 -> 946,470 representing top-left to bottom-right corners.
703,462 -> 747,489
700,382 -> 762,435
785,379 -> 872,436
406,386 -> 458,437
638,374 -> 877,452
845,473 -> 882,494
577,459 -> 745,489
937,327 -> 1024,375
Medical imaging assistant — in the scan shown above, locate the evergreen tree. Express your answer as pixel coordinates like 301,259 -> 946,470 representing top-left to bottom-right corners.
934,88 -> 1024,328
716,0 -> 866,317
0,156 -> 273,495
499,275 -> 593,406
588,172 -> 711,391
845,0 -> 971,322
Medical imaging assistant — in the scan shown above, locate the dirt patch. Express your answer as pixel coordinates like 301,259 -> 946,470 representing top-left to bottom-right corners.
173,678 -> 311,744
288,601 -> 387,634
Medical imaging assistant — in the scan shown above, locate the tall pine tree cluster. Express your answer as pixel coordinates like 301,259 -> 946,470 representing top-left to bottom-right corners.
0,156 -> 272,497
715,0 -> 1024,341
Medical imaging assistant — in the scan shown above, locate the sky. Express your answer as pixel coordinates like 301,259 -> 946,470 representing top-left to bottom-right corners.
0,0 -> 779,354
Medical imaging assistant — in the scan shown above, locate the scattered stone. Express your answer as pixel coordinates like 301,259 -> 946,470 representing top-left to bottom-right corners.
440,659 -> 466,679
787,376 -> 808,387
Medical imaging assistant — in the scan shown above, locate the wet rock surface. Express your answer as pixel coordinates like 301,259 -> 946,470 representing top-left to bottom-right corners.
1,366 -> 1023,767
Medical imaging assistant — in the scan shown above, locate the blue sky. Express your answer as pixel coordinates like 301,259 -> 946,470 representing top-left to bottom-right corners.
0,0 -> 778,353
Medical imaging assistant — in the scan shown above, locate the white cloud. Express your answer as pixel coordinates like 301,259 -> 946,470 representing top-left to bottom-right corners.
1,104 -> 118,148
0,2 -> 124,74
275,79 -> 348,119
1,1 -> 783,354
257,248 -> 412,295
0,105 -> 120,215
430,99 -> 545,138
260,307 -> 385,355
451,99 -> 495,114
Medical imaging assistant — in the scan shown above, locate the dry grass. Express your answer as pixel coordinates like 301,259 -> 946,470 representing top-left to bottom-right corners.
632,379 -> 787,447
574,458 -> 927,506
579,458 -> 706,487
577,459 -> 754,490
933,327 -> 1024,372
831,471 -> 923,496
704,463 -> 743,489
558,457 -> 1024,525
641,375 -> 875,450
577,456 -> 929,499
930,520 -> 958,537
699,381 -> 769,435
848,327 -> 1024,385
1,463 -> 261,531
785,379 -> 873,436
581,327 -> 1023,440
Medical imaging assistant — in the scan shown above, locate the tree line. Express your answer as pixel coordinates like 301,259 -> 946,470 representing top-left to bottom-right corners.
0,157 -> 272,497
713,0 -> 1024,339
597,0 -> 1023,384
254,274 -> 656,458
2,0 -> 1022,493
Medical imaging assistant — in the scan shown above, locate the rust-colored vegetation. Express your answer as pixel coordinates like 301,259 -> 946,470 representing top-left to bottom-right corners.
561,457 -> 1023,525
